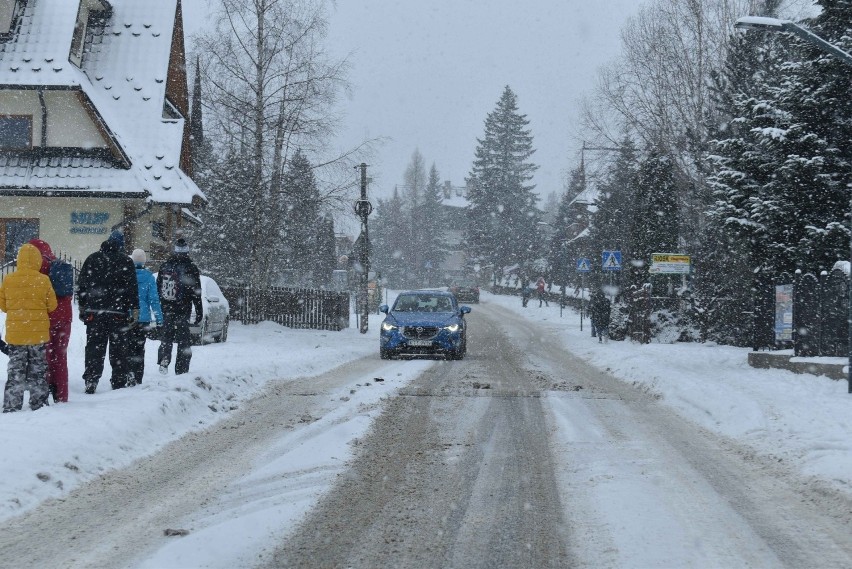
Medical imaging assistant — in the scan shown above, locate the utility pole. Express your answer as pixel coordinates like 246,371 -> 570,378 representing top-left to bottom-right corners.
354,163 -> 372,334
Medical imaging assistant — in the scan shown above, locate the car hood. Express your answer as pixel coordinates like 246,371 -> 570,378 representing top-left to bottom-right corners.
387,312 -> 458,327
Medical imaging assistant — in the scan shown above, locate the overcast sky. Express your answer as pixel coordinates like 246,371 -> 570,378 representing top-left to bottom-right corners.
181,0 -> 647,202
181,1 -> 823,206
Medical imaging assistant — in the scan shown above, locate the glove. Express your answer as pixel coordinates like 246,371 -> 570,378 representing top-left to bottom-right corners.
0,339 -> 8,356
194,313 -> 203,325
128,309 -> 139,328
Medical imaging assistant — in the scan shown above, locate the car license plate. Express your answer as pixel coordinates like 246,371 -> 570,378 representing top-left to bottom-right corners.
408,339 -> 432,347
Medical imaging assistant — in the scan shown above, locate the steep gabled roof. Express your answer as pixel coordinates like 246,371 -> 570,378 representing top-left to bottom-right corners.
0,0 -> 203,204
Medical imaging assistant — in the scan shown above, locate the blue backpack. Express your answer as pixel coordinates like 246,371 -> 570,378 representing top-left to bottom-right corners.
49,259 -> 74,297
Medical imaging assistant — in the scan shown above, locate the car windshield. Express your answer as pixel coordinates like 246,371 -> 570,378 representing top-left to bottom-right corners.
393,294 -> 454,312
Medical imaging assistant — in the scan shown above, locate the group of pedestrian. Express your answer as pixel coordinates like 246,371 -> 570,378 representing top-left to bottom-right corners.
521,273 -> 612,343
520,275 -> 549,308
0,231 -> 202,412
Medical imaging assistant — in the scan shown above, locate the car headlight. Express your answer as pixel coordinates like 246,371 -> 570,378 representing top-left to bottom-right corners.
444,323 -> 460,332
381,322 -> 398,331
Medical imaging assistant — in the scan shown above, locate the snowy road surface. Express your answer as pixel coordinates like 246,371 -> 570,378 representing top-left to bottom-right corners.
0,302 -> 851,568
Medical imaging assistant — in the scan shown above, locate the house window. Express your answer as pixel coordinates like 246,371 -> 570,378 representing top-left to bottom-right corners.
162,98 -> 183,121
0,115 -> 32,149
0,218 -> 38,264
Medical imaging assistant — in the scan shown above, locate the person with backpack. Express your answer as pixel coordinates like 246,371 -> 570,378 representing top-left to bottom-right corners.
0,243 -> 57,412
28,238 -> 74,403
128,249 -> 163,385
157,237 -> 202,376
77,230 -> 139,393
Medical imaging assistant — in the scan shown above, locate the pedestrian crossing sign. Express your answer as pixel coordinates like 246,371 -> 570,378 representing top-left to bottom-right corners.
602,250 -> 622,271
576,258 -> 591,273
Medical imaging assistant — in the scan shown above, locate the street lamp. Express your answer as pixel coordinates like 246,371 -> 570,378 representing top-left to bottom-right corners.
735,15 -> 852,393
735,17 -> 852,66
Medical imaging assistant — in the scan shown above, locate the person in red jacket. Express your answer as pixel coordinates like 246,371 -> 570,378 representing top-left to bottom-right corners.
28,239 -> 73,403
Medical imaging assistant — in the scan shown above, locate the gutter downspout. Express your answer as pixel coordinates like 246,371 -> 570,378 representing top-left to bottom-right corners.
37,89 -> 47,148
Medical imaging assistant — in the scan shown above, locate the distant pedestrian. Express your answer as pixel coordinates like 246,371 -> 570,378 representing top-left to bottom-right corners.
521,281 -> 531,308
128,249 -> 163,385
28,239 -> 74,403
536,276 -> 548,307
77,230 -> 140,393
590,291 -> 612,343
0,243 -> 57,412
157,238 -> 202,376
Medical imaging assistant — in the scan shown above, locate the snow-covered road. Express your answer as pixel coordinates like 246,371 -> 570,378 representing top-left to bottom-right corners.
0,293 -> 851,568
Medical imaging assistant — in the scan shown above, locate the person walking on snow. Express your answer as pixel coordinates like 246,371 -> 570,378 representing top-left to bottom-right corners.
590,290 -> 612,343
536,276 -> 548,307
77,230 -> 139,393
0,243 -> 57,412
128,249 -> 163,385
157,237 -> 202,376
28,238 -> 74,403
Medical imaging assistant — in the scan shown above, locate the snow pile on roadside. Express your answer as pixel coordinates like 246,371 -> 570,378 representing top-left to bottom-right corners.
0,316 -> 379,523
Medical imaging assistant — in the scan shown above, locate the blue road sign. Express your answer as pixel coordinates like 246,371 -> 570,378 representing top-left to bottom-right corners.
602,250 -> 622,271
576,258 -> 591,273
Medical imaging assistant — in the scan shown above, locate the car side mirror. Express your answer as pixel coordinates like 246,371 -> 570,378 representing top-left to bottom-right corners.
379,304 -> 389,314
460,306 -> 471,314
207,296 -> 219,303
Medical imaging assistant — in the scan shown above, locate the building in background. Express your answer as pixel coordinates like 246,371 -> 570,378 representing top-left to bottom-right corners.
0,0 -> 203,266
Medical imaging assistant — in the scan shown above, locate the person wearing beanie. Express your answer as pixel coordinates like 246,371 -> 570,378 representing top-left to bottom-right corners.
0,243 -> 57,412
28,238 -> 74,402
77,230 -> 139,393
157,237 -> 202,375
127,249 -> 163,385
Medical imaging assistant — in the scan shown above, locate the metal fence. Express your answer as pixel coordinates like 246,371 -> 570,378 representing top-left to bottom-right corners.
791,268 -> 847,357
220,285 -> 350,332
1,251 -> 80,283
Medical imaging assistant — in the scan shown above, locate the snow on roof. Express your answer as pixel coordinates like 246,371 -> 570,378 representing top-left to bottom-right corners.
0,0 -> 203,204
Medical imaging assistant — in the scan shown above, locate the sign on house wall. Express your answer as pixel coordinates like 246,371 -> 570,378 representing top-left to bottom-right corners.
70,211 -> 110,234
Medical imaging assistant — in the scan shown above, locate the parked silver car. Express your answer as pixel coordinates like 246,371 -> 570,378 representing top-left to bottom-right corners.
189,275 -> 230,344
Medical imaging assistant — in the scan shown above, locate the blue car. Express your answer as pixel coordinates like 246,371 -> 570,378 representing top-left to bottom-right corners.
380,290 -> 471,360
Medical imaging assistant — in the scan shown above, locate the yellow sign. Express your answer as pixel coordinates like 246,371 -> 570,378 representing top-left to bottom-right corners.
650,253 -> 691,274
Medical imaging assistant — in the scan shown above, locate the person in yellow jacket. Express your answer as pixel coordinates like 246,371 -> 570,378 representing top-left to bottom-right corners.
0,243 -> 58,412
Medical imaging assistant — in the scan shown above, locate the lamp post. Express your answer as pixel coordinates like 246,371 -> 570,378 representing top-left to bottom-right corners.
735,15 -> 852,393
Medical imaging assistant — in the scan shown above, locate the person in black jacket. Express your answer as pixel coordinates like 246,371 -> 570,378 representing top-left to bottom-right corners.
77,230 -> 140,393
157,238 -> 202,376
590,290 -> 612,343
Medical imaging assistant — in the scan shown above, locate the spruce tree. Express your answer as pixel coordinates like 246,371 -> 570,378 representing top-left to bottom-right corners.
628,147 -> 679,288
313,215 -> 337,288
466,86 -> 540,281
548,164 -> 589,290
421,163 -> 448,285
402,150 -> 428,285
371,187 -> 407,287
279,149 -> 321,284
586,137 -> 638,292
190,149 -> 255,285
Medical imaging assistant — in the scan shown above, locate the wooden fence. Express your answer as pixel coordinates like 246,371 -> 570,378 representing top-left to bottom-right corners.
220,285 -> 350,332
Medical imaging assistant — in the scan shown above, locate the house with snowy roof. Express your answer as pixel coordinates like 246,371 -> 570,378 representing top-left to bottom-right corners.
0,0 -> 203,266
